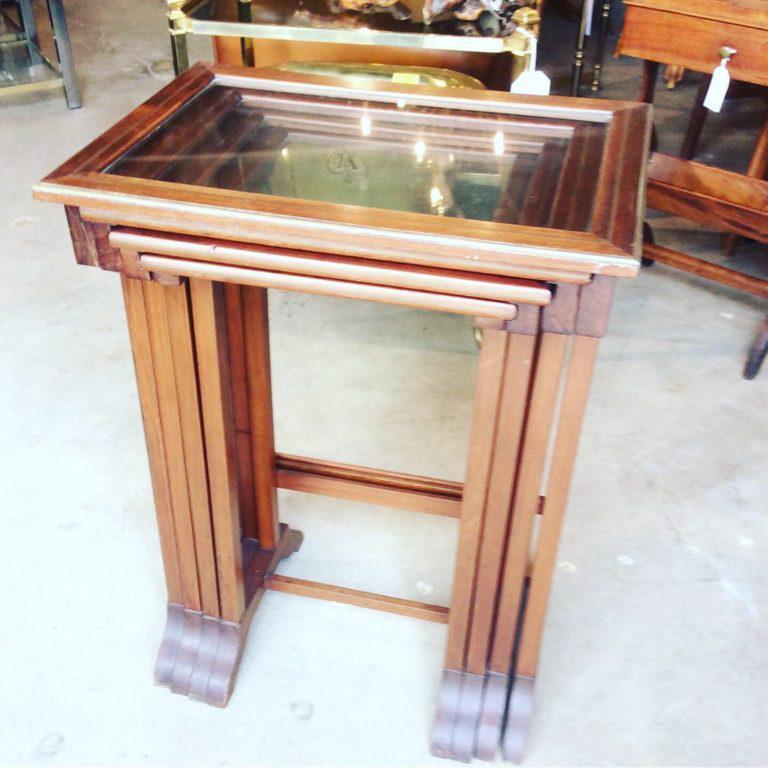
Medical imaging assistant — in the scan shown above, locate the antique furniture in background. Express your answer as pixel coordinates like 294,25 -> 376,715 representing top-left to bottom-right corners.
0,0 -> 80,107
34,63 -> 650,761
617,0 -> 768,378
569,0 -> 614,95
166,0 -> 542,89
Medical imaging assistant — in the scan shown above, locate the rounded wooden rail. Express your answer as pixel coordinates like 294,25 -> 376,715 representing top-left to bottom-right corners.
139,254 -> 524,319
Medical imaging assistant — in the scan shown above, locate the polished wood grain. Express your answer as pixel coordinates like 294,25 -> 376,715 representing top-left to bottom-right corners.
40,173 -> 637,280
34,63 -> 650,281
502,335 -> 599,762
618,3 -> 768,87
223,284 -> 259,540
275,454 -> 462,518
189,278 -> 245,622
163,280 -> 221,618
109,229 -> 553,305
264,574 -> 449,623
49,62 -> 215,178
142,280 -> 205,613
241,286 -> 279,550
648,153 -> 768,244
643,242 -> 768,299
121,276 -> 183,604
139,254 -> 522,320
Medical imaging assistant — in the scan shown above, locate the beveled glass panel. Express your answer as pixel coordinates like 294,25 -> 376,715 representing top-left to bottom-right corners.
106,84 -> 607,230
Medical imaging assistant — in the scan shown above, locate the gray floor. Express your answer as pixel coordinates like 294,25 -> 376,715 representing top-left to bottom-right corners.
1,1 -> 767,766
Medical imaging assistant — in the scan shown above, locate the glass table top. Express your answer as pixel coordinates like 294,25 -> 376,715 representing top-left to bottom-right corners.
107,83 -> 606,231
184,0 -> 525,38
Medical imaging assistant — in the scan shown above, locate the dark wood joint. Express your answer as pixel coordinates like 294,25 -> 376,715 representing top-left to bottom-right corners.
150,271 -> 184,287
118,249 -> 152,281
575,276 -> 616,338
64,206 -> 121,272
542,284 -> 579,334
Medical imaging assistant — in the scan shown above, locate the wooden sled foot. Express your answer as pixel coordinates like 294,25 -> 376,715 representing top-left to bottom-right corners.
474,671 -> 509,761
501,675 -> 536,764
431,670 -> 485,762
155,525 -> 303,707
155,604 -> 242,706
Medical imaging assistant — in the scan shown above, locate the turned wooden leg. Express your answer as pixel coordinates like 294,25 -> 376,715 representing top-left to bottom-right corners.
122,276 -> 299,707
432,309 -> 539,763
640,61 -> 660,152
502,335 -> 600,762
679,74 -> 711,161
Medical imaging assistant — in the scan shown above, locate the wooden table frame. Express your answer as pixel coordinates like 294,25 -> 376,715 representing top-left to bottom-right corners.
34,63 -> 650,761
617,0 -> 768,378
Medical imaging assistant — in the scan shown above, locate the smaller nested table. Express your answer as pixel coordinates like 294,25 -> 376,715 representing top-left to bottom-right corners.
34,64 -> 649,762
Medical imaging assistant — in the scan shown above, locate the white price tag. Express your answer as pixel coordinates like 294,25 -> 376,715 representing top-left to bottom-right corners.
703,59 -> 731,112
510,35 -> 551,96
510,70 -> 551,96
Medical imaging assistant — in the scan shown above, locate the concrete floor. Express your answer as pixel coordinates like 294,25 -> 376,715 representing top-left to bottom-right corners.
1,1 -> 767,765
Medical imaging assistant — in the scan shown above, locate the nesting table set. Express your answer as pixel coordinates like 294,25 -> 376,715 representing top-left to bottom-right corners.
34,63 -> 650,762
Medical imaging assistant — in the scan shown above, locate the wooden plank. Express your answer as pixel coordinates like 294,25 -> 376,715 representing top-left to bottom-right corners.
241,286 -> 280,550
277,460 -> 461,517
622,0 -> 768,29
46,62 -> 215,178
514,335 -> 599,678
276,454 -> 461,496
264,574 -> 449,624
465,331 -> 538,676
141,280 -> 203,612
39,172 -> 637,279
617,5 -> 768,86
108,229 -> 553,305
163,282 -> 221,618
647,153 -> 768,244
643,242 -> 768,299
139,255 -> 521,320
443,328 -> 509,671
121,276 -> 182,604
223,284 -> 259,540
489,332 -> 569,674
189,278 -> 246,623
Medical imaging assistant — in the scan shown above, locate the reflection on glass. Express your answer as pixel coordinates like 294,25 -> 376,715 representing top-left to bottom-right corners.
107,84 -> 607,230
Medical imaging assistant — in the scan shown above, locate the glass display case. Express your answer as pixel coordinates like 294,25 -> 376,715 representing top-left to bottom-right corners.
167,0 -> 542,88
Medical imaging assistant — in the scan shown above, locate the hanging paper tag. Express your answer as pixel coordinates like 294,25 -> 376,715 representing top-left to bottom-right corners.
510,70 -> 551,96
703,59 -> 731,112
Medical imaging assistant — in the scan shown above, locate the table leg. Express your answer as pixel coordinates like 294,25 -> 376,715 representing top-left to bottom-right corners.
679,74 -> 711,160
432,326 -> 509,761
744,316 -> 768,380
502,335 -> 599,762
640,59 -> 659,104
570,0 -> 591,96
589,0 -> 611,92
46,0 -> 81,108
432,311 -> 539,762
122,276 -> 299,707
19,0 -> 43,66
474,332 -> 569,761
167,1 -> 189,76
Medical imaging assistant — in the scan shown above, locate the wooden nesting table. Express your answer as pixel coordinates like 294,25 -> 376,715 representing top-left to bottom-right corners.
34,63 -> 650,762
